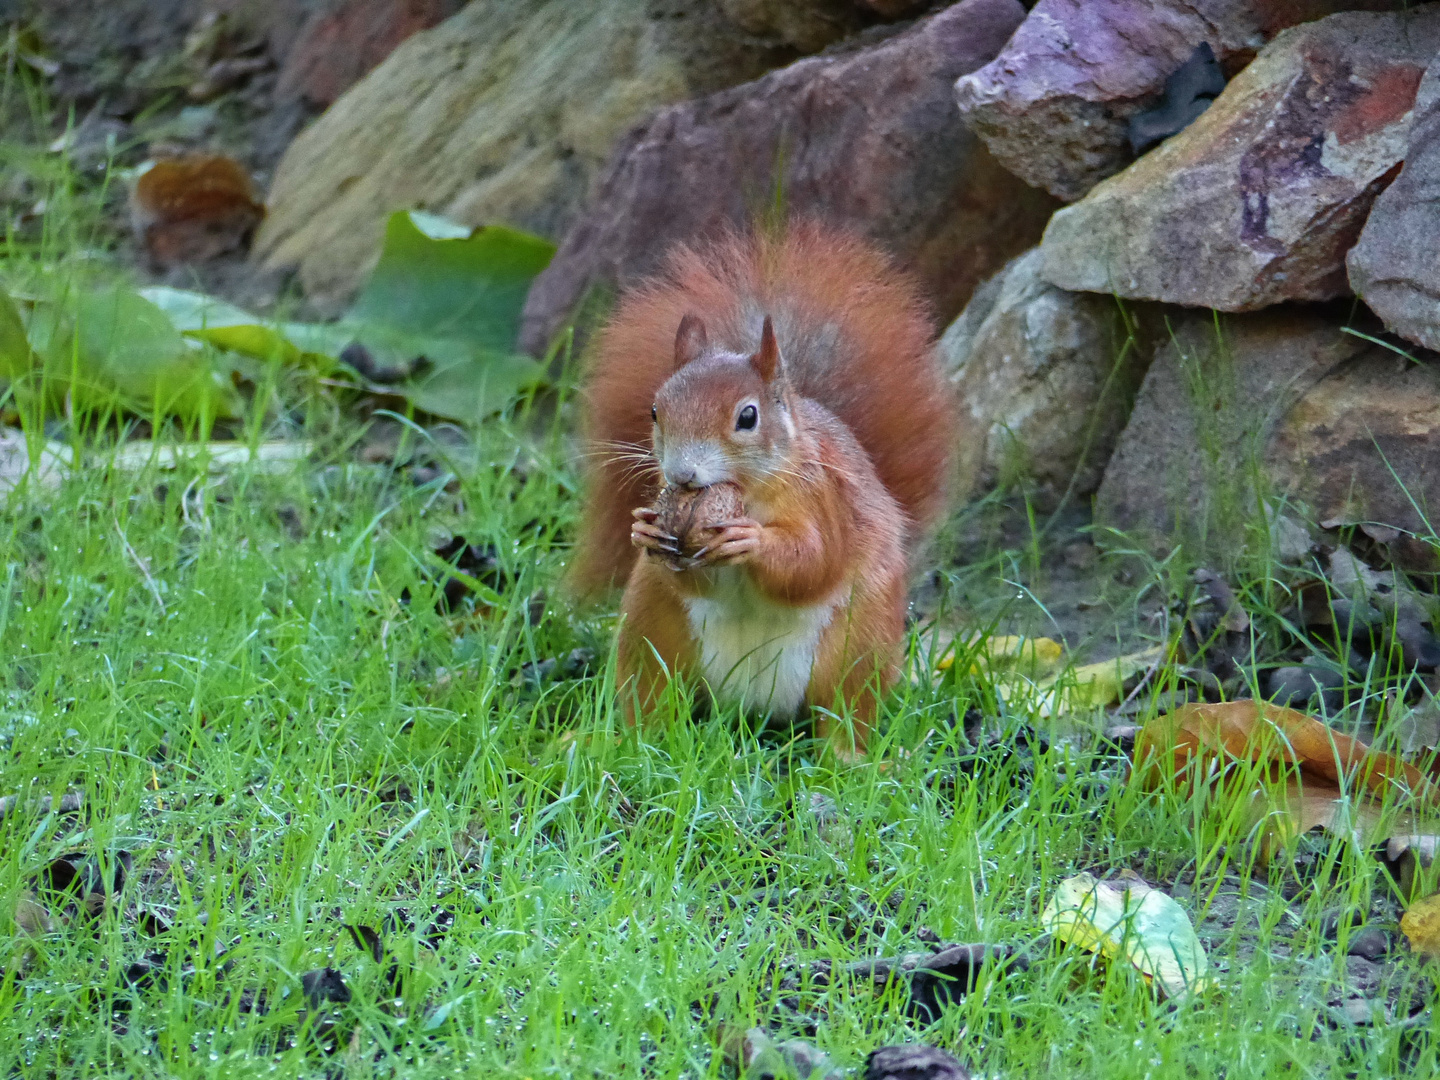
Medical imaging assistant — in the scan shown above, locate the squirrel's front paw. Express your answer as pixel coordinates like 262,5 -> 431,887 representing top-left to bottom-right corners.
631,508 -> 681,557
693,519 -> 761,566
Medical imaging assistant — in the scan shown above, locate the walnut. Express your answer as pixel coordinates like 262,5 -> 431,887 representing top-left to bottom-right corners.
653,481 -> 745,559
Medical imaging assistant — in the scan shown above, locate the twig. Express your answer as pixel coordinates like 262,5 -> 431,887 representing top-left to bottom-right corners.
0,791 -> 84,820
114,517 -> 166,615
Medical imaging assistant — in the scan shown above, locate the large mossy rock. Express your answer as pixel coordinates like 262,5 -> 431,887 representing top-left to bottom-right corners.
254,0 -> 878,311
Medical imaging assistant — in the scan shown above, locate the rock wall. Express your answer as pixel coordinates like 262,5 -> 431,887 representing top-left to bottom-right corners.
941,249 -> 1159,505
952,0 -> 1396,202
1036,10 -> 1440,311
253,0 -> 917,311
518,0 -> 1055,354
939,1 -> 1440,557
229,0 -> 1440,556
1348,55 -> 1440,354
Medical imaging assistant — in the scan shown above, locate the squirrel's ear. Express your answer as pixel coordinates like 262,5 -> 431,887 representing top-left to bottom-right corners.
674,314 -> 708,370
752,316 -> 781,383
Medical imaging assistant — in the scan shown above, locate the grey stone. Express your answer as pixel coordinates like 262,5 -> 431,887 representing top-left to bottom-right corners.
941,248 -> 1158,504
1094,307 -> 1368,552
1039,9 -> 1440,311
1348,55 -> 1440,352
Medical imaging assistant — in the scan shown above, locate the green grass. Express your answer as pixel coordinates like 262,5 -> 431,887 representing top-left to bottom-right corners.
0,416 -> 1433,1079
0,58 -> 1434,1077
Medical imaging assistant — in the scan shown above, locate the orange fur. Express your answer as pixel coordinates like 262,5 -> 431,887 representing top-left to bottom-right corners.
573,221 -> 953,595
574,221 -> 957,758
619,403 -> 907,757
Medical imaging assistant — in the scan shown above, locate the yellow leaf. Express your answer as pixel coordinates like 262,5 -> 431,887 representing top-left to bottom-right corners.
1038,646 -> 1164,709
938,634 -> 1064,677
1401,892 -> 1440,958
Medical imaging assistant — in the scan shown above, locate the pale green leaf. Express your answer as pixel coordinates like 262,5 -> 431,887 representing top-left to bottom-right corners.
1041,871 -> 1212,1000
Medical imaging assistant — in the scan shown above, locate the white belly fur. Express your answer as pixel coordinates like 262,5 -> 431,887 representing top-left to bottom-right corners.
683,570 -> 838,716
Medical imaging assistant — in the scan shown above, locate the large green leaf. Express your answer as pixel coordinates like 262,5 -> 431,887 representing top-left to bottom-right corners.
348,211 -> 555,350
139,287 -> 344,371
397,350 -> 548,425
131,211 -> 556,425
37,288 -> 240,421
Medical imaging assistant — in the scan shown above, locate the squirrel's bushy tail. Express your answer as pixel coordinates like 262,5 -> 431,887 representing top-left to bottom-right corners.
572,221 -> 955,596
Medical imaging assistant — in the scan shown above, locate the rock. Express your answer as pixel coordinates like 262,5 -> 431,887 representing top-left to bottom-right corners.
714,0 -> 875,53
519,0 -> 1056,355
254,0 -> 814,312
274,0 -> 463,108
1096,307 -> 1345,548
1096,307 -> 1440,561
1039,9 -> 1440,312
866,1044 -> 971,1080
1348,56 -> 1440,352
1127,42 -> 1226,156
1346,927 -> 1393,962
954,0 -> 1397,203
941,247 -> 1159,505
1265,664 -> 1346,713
1266,344 -> 1440,562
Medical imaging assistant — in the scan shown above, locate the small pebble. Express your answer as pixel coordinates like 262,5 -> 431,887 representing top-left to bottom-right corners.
1345,927 -> 1392,961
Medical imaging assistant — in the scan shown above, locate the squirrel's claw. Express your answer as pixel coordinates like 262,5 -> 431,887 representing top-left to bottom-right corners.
632,506 -> 660,524
692,520 -> 761,566
632,518 -> 680,555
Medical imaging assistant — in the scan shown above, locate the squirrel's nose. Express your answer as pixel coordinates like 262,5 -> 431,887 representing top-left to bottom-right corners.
667,465 -> 699,489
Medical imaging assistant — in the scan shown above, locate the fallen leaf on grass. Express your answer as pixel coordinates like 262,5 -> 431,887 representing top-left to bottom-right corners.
144,211 -> 555,424
301,967 -> 352,1009
1400,892 -> 1440,958
938,635 -> 1063,677
1134,700 -> 1440,863
1037,646 -> 1167,711
139,287 -> 323,368
130,155 -> 263,266
25,287 -> 242,421
13,893 -> 54,936
400,534 -> 510,614
41,849 -> 131,919
1041,871 -> 1211,999
842,943 -> 1028,1021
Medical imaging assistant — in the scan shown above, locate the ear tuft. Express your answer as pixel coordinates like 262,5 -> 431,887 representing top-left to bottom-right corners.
674,314 -> 708,370
752,316 -> 781,383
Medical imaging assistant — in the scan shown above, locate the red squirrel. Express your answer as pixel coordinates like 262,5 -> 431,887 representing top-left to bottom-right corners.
574,223 -> 957,757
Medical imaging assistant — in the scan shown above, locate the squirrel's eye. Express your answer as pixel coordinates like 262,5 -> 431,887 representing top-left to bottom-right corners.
650,404 -> 657,423
736,404 -> 758,431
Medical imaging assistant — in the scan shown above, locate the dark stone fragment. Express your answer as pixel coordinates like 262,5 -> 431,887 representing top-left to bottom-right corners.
866,1043 -> 971,1080
1129,43 -> 1226,154
301,967 -> 351,1009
